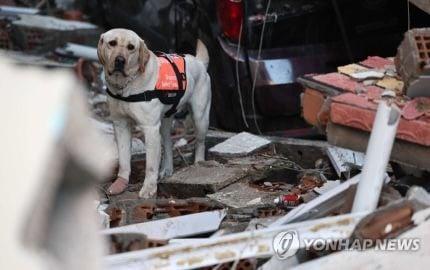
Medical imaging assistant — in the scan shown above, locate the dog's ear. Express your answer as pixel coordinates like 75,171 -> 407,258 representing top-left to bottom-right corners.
139,39 -> 150,72
97,34 -> 106,65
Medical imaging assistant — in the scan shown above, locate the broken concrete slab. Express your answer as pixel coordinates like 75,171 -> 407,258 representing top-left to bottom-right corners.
103,209 -> 226,240
209,132 -> 271,157
159,160 -> 250,198
207,180 -> 290,209
4,13 -> 100,53
206,155 -> 315,209
246,216 -> 280,231
56,43 -> 98,61
407,186 -> 430,206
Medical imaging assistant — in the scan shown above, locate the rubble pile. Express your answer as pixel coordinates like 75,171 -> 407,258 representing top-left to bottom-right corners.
1,1 -> 430,270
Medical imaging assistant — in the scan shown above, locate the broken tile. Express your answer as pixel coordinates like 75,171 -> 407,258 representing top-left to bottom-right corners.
350,70 -> 385,81
402,97 -> 430,120
312,72 -> 362,92
360,56 -> 394,69
209,132 -> 271,157
337,63 -> 368,76
376,76 -> 404,93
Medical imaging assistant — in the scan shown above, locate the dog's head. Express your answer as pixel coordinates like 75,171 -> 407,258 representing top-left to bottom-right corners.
98,28 -> 150,88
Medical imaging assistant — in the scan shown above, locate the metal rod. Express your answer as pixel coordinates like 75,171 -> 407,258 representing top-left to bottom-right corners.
330,0 -> 353,62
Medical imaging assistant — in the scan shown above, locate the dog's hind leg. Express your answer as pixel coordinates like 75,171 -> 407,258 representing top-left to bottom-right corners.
159,117 -> 173,178
191,75 -> 211,163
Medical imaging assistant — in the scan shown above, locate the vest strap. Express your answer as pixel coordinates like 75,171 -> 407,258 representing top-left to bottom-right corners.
106,53 -> 187,118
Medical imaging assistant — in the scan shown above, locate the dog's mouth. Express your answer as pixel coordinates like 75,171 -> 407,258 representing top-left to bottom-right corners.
108,68 -> 128,77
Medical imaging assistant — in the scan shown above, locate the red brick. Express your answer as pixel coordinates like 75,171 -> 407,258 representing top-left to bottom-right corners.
302,88 -> 328,127
312,73 -> 362,92
330,94 -> 430,146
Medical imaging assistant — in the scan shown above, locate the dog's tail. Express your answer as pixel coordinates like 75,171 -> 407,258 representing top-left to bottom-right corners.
195,39 -> 209,69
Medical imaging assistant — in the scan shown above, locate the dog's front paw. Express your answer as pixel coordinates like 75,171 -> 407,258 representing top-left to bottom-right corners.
159,167 -> 173,179
138,182 -> 157,199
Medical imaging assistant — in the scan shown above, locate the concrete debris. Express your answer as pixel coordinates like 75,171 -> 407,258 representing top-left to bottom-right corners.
246,197 -> 262,206
56,43 -> 98,61
350,70 -> 385,81
0,5 -> 39,15
105,198 -> 222,227
269,174 -> 391,227
407,186 -> 430,206
209,132 -> 271,157
314,180 -> 341,194
160,160 -> 250,198
103,210 -> 226,240
291,218 -> 430,270
174,138 -> 188,148
108,233 -> 167,255
13,14 -> 96,31
208,181 -> 284,209
0,49 -> 75,67
1,13 -> 100,52
105,212 -> 367,270
326,147 -> 365,177
95,200 -> 110,229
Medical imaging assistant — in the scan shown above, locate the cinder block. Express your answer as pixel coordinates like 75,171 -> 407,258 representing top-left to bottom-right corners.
395,28 -> 430,97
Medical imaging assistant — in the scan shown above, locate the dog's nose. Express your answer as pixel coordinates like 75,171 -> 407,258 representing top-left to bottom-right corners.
114,56 -> 126,69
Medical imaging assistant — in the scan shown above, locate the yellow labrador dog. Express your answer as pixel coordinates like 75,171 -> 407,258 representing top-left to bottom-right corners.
98,28 -> 211,198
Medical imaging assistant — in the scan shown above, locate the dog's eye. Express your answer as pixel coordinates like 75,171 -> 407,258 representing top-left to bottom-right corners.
127,44 -> 135,51
108,40 -> 117,47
